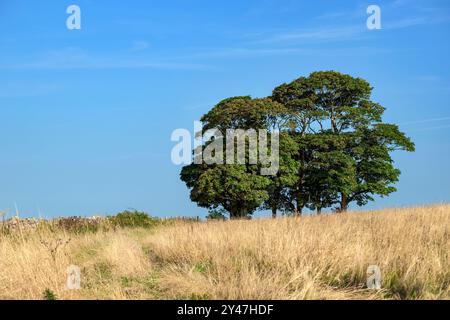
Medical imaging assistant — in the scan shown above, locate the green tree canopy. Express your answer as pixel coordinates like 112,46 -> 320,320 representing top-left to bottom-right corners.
271,71 -> 415,213
180,71 -> 415,217
181,96 -> 279,219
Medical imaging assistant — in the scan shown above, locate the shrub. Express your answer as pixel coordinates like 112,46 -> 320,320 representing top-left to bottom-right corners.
206,209 -> 226,221
42,289 -> 57,300
56,216 -> 104,234
108,210 -> 158,229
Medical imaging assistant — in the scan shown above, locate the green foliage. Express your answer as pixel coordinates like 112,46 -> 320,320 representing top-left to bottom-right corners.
108,210 -> 159,228
201,96 -> 285,131
270,71 -> 414,213
181,71 -> 415,216
206,209 -> 227,220
42,288 -> 57,300
194,261 -> 213,273
182,164 -> 270,219
262,131 -> 299,216
181,96 -> 284,219
187,293 -> 211,300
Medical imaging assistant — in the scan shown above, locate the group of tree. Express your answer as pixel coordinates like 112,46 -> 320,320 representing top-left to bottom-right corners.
180,71 -> 415,219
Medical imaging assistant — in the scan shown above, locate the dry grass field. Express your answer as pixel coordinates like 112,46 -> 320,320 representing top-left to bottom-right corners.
0,205 -> 449,300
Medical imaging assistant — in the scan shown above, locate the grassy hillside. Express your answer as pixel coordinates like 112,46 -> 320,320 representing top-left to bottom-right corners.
0,205 -> 449,300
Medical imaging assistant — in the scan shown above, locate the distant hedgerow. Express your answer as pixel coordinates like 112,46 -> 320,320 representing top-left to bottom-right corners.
56,216 -> 103,234
108,210 -> 159,228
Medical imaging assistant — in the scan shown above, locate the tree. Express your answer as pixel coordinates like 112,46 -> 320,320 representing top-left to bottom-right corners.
181,164 -> 270,219
342,124 -> 415,211
272,71 -> 414,213
272,79 -> 320,216
180,96 -> 281,219
180,71 -> 415,217
303,133 -> 356,214
261,131 -> 298,218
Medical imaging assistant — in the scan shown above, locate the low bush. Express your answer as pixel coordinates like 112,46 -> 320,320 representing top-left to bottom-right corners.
108,210 -> 159,229
56,216 -> 104,234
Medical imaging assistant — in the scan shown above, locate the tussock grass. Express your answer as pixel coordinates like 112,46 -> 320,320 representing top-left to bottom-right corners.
0,205 -> 449,299
145,205 -> 450,300
0,229 -> 153,299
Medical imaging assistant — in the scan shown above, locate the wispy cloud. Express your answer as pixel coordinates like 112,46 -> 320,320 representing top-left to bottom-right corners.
188,47 -> 312,59
400,115 -> 450,132
401,117 -> 450,126
245,0 -> 303,17
0,83 -> 62,98
270,14 -> 449,45
186,45 -> 390,60
308,1 -> 450,42
409,124 -> 450,132
0,47 -> 211,71
314,11 -> 351,20
385,13 -> 450,30
2,1 -> 449,70
415,75 -> 440,82
130,40 -> 150,52
253,25 -> 366,44
401,115 -> 450,132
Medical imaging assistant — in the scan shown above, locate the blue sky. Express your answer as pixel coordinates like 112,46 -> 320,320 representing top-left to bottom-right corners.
1,0 -> 449,219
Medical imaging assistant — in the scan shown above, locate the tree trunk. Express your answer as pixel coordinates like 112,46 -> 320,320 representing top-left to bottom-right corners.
317,207 -> 322,215
271,206 -> 277,219
294,149 -> 305,218
331,119 -> 338,133
295,196 -> 303,217
238,207 -> 248,219
340,193 -> 348,212
229,206 -> 240,220
294,206 -> 303,217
